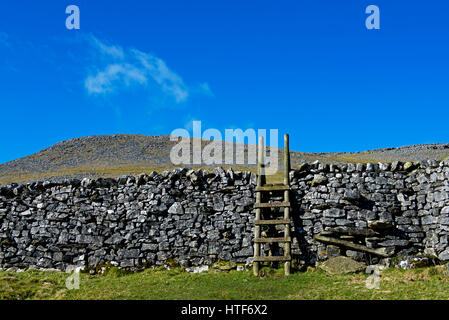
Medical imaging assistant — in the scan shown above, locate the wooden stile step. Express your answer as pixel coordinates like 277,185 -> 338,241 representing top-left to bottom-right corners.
256,185 -> 290,192
254,237 -> 291,243
254,219 -> 291,225
253,255 -> 291,262
255,202 -> 291,209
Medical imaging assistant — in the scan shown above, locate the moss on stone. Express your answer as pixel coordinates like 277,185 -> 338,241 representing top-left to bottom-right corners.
211,260 -> 237,271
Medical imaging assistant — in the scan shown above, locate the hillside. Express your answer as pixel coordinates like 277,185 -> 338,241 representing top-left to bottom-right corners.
0,134 -> 448,185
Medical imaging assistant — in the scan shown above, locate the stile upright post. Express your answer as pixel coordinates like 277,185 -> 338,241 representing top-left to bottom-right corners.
253,136 -> 265,276
283,134 -> 291,276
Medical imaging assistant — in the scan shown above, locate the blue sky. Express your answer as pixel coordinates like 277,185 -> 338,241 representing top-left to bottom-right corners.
0,0 -> 448,164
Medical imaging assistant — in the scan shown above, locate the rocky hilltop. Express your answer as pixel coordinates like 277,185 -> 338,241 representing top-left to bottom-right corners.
0,134 -> 448,185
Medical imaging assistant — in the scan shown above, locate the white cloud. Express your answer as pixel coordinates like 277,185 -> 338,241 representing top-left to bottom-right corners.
87,34 -> 124,59
85,63 -> 147,94
132,49 -> 188,103
84,35 -> 203,104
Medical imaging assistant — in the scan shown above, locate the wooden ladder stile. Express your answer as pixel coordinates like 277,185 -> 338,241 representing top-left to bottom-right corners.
253,134 -> 292,276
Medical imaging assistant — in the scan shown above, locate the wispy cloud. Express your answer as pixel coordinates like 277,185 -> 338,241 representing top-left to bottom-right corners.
84,35 -> 210,104
85,63 -> 147,94
86,34 -> 124,60
131,49 -> 189,102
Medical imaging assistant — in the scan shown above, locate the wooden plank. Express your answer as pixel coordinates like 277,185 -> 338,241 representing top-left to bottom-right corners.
254,237 -> 291,243
255,202 -> 290,209
313,234 -> 394,257
326,226 -> 379,237
255,185 -> 290,192
254,219 -> 291,225
253,255 -> 291,262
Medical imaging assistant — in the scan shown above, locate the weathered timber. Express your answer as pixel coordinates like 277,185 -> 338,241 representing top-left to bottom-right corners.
368,220 -> 393,231
254,237 -> 291,243
253,255 -> 291,262
325,226 -> 380,237
254,219 -> 291,225
253,135 -> 264,276
314,234 -> 394,257
254,202 -> 291,209
255,185 -> 290,192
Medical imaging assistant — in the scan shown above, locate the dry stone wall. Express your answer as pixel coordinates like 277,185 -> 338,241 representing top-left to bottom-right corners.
0,168 -> 257,271
0,159 -> 448,271
290,159 -> 449,266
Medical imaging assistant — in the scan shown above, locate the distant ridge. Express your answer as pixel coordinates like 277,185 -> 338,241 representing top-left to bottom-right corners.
0,134 -> 448,185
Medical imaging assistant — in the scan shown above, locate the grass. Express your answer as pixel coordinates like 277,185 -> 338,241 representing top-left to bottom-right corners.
323,155 -> 391,164
1,266 -> 449,300
0,164 -> 258,186
3,151 -> 446,186
0,160 -> 285,186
